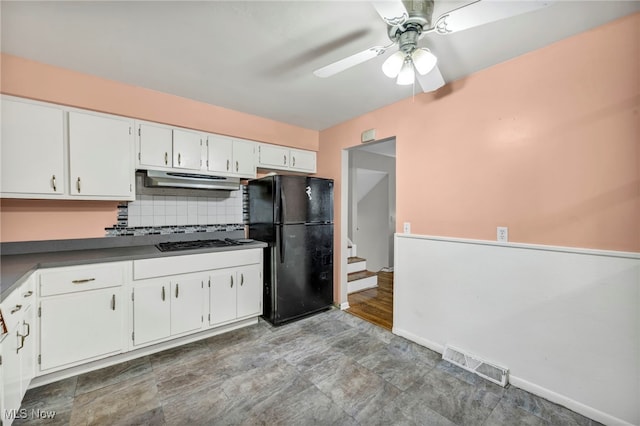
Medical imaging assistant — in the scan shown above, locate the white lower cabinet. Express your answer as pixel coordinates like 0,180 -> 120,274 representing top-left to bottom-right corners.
39,288 -> 124,372
209,264 -> 262,326
37,262 -> 127,373
132,274 -> 206,346
1,276 -> 36,426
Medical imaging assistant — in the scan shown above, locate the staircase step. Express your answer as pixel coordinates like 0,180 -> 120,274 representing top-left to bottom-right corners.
348,270 -> 377,282
348,256 -> 366,264
347,270 -> 378,294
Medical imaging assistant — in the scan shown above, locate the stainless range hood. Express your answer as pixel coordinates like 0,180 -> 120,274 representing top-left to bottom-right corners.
144,170 -> 240,191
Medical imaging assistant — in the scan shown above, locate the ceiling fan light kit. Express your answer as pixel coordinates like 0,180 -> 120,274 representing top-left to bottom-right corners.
313,0 -> 555,93
412,48 -> 437,76
397,58 -> 416,85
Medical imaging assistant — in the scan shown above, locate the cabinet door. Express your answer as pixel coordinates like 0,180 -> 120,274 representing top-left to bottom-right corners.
236,264 -> 263,319
133,281 -> 170,346
19,305 -> 35,399
170,277 -> 204,336
0,311 -> 21,423
40,288 -> 124,371
257,144 -> 289,169
138,122 -> 173,168
209,269 -> 236,325
68,111 -> 134,199
1,98 -> 65,196
233,140 -> 256,178
290,149 -> 316,173
207,135 -> 233,174
173,129 -> 203,170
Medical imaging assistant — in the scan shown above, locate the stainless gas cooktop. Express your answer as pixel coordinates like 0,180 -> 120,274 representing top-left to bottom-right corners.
155,239 -> 254,252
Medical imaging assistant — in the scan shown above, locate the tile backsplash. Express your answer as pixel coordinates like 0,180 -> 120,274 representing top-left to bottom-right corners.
127,193 -> 243,227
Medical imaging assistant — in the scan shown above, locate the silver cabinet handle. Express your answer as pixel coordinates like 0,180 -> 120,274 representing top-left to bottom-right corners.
16,332 -> 25,354
76,177 -> 81,193
23,320 -> 30,338
292,157 -> 296,167
52,175 -> 57,191
11,304 -> 22,314
178,153 -> 181,166
161,286 -> 166,301
230,275 -> 234,288
23,290 -> 33,298
111,294 -> 116,311
235,161 -> 239,172
226,159 -> 230,171
164,152 -> 168,165
240,273 -> 244,286
284,155 -> 287,165
175,283 -> 179,298
72,278 -> 95,284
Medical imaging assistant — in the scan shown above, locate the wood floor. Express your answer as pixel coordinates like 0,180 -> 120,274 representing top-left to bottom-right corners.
346,271 -> 393,330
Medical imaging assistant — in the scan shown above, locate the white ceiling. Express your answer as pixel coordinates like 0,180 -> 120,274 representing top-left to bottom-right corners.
1,1 -> 638,131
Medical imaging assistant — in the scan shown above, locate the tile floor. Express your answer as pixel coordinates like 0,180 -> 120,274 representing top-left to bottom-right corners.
16,309 -> 602,425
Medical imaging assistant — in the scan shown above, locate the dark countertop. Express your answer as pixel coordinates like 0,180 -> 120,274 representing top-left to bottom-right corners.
1,232 -> 267,302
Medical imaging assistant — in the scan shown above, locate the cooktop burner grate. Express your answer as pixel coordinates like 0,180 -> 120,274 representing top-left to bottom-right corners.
156,239 -> 241,252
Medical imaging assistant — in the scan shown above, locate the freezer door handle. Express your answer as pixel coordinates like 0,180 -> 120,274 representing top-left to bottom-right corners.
279,225 -> 285,263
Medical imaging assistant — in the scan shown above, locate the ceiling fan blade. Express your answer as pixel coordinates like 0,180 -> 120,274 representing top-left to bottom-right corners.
313,46 -> 387,78
416,65 -> 445,93
371,0 -> 409,26
434,0 -> 554,35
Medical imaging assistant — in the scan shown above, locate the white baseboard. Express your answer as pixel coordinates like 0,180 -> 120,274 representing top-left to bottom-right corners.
393,327 -> 444,355
509,376 -> 634,426
339,301 -> 350,310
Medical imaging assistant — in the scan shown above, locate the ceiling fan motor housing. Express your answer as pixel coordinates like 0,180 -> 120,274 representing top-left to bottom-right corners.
388,0 -> 434,46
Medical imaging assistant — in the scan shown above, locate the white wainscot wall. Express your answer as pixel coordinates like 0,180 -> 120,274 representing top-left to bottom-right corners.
393,234 -> 639,426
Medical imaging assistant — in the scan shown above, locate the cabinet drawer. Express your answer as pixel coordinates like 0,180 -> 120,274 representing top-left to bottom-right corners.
39,262 -> 128,297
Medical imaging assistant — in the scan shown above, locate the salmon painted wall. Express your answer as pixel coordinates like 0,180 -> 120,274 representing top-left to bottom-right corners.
0,53 -> 318,242
318,13 -> 640,295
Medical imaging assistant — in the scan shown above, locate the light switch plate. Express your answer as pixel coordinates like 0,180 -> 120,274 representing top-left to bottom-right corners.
403,222 -> 411,234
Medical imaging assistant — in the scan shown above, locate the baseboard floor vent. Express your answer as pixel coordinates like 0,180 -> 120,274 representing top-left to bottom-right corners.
442,345 -> 509,387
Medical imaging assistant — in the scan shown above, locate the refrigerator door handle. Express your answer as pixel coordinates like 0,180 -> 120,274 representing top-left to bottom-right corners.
279,225 -> 285,263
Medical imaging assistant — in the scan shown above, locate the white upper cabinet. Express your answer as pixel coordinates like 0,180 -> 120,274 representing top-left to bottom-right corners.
289,148 -> 316,173
68,111 -> 134,199
172,128 -> 203,170
137,122 -> 173,168
1,96 -> 135,201
206,134 -> 256,178
1,98 -> 65,197
257,143 -> 316,173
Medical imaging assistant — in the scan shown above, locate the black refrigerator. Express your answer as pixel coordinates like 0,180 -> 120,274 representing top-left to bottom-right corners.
248,175 -> 334,325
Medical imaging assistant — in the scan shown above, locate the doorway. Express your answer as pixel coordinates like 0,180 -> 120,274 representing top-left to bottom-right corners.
342,138 -> 396,330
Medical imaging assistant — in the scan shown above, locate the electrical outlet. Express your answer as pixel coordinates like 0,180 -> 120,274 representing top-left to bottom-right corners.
403,222 -> 411,234
497,226 -> 508,242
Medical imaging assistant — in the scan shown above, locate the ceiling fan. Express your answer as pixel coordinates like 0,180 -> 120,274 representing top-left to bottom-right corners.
313,0 -> 554,92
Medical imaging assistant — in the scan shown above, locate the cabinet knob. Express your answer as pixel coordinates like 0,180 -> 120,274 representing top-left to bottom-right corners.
175,283 -> 179,298
76,177 -> 81,193
284,155 -> 287,165
164,152 -> 168,165
235,161 -> 239,172
161,286 -> 166,301
178,153 -> 181,166
240,273 -> 244,286
226,159 -> 230,171
230,275 -> 234,288
52,175 -> 57,192
292,157 -> 296,167
111,294 -> 116,311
